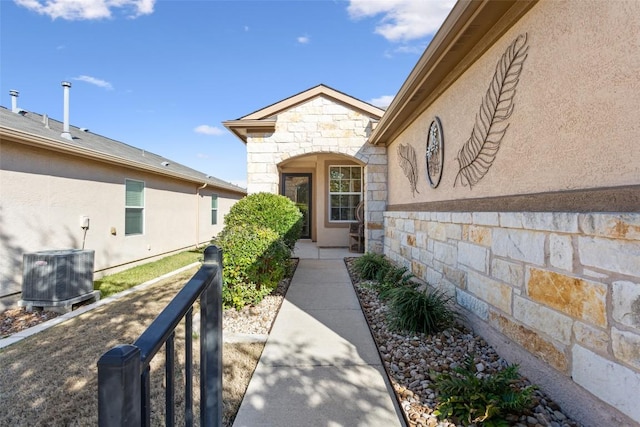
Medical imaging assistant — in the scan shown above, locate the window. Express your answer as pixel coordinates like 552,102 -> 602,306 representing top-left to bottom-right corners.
211,194 -> 218,225
125,179 -> 144,235
329,165 -> 362,222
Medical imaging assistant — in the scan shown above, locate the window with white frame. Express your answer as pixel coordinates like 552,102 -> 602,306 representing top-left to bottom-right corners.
328,165 -> 362,222
125,179 -> 144,235
211,194 -> 218,225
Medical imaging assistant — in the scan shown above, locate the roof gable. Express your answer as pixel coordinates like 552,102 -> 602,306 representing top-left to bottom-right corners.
224,84 -> 384,143
241,84 -> 384,120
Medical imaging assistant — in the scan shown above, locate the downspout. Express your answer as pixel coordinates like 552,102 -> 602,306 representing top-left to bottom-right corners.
196,183 -> 208,248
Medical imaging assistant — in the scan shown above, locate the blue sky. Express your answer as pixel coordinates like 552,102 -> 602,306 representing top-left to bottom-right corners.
1,0 -> 454,187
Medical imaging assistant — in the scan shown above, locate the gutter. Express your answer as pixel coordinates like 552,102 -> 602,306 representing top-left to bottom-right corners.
0,125 -> 246,196
196,182 -> 208,249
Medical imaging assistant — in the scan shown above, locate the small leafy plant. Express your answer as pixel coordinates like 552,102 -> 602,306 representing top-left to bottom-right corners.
386,285 -> 459,334
434,355 -> 536,426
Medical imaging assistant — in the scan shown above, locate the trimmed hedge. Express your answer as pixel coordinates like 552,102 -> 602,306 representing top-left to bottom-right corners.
215,224 -> 290,310
224,192 -> 303,249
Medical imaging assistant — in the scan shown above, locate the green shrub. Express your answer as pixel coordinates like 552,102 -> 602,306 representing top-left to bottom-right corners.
222,282 -> 272,311
434,355 -> 536,426
386,285 -> 459,334
224,192 -> 303,249
353,252 -> 392,280
215,224 -> 290,309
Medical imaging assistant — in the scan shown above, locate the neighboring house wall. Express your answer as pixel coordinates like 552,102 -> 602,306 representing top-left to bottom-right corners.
379,1 -> 639,425
243,94 -> 386,250
0,134 -> 243,299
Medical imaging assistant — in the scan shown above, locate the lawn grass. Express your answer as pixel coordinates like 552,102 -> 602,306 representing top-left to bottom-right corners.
94,249 -> 203,298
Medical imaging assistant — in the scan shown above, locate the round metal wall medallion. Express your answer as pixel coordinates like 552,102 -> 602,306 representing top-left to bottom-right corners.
426,117 -> 444,188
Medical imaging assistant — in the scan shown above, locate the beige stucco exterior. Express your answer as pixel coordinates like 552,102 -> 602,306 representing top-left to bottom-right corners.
375,1 -> 640,424
0,127 -> 244,300
385,0 -> 639,204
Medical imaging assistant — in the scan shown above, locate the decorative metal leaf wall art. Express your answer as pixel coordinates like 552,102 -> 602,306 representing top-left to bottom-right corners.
455,33 -> 529,188
397,143 -> 419,197
426,117 -> 444,188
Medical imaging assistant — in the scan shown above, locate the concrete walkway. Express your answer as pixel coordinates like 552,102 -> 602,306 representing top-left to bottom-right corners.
233,242 -> 405,427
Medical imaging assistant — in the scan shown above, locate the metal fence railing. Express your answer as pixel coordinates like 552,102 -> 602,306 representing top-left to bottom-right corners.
97,245 -> 223,427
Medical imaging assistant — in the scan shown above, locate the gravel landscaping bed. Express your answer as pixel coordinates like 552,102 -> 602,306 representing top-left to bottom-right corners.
345,258 -> 583,427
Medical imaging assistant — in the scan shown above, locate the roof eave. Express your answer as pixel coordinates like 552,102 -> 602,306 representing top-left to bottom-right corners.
222,119 -> 278,144
369,0 -> 537,146
1,125 -> 246,195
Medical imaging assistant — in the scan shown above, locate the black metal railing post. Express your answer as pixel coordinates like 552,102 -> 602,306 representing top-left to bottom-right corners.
97,344 -> 142,427
97,245 -> 223,427
200,245 -> 223,427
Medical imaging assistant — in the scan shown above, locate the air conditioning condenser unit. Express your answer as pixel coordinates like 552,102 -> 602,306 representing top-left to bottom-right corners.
20,249 -> 100,313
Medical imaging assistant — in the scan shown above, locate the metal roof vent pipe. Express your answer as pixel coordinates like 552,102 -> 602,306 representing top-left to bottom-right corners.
10,89 -> 19,112
61,81 -> 72,140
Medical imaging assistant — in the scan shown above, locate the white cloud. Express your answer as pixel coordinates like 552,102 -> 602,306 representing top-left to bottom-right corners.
73,75 -> 113,90
14,0 -> 156,20
347,0 -> 455,42
197,153 -> 210,159
368,95 -> 395,109
194,125 -> 224,136
394,43 -> 428,54
297,35 -> 310,44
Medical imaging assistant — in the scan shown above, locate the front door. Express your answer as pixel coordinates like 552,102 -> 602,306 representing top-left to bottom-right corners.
281,173 -> 312,239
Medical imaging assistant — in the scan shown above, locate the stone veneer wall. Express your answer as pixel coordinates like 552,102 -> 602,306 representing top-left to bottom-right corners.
383,210 -> 640,423
246,95 -> 387,252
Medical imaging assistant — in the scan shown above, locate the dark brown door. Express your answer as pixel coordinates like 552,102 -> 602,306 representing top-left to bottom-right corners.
281,174 -> 312,239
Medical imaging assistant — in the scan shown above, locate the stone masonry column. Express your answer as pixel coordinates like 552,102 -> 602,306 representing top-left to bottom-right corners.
361,143 -> 387,254
246,134 -> 280,194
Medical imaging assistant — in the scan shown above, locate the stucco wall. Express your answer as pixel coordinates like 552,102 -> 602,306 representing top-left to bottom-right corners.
0,141 -> 242,296
280,154 -> 362,247
382,1 -> 640,424
246,95 -> 387,251
387,0 -> 640,205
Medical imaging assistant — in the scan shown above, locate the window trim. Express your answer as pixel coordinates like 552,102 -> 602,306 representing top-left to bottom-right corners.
125,178 -> 145,236
211,194 -> 219,225
328,164 -> 363,223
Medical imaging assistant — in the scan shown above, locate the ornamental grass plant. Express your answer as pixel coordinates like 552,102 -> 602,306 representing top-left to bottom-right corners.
386,285 -> 459,334
353,252 -> 392,281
